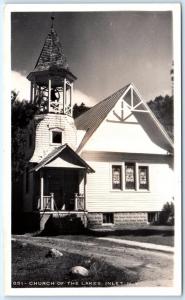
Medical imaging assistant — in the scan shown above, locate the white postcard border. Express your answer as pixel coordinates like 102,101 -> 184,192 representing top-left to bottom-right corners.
3,3 -> 182,297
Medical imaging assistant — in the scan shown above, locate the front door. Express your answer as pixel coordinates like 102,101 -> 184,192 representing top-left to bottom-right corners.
46,169 -> 79,210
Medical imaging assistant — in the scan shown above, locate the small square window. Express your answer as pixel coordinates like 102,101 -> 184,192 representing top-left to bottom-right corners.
112,165 -> 122,189
148,212 -> 158,224
52,131 -> 62,144
103,213 -> 114,224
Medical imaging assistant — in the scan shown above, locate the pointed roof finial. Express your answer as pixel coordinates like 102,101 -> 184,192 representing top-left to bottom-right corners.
51,14 -> 55,28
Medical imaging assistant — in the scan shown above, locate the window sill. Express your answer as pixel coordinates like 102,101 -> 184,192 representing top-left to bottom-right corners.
110,189 -> 150,193
50,143 -> 62,146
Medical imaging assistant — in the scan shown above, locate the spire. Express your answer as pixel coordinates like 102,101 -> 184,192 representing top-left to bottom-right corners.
34,17 -> 68,72
51,14 -> 54,28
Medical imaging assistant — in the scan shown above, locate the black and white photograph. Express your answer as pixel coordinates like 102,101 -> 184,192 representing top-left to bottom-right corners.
4,3 -> 181,296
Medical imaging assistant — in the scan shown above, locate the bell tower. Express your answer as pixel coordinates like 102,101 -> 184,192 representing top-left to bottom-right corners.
27,16 -> 77,117
28,17 -> 78,163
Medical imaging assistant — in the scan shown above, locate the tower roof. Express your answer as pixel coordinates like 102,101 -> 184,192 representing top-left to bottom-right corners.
34,23 -> 68,72
27,17 -> 77,84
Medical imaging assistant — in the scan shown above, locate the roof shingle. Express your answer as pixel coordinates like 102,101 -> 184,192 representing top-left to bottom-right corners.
34,27 -> 68,72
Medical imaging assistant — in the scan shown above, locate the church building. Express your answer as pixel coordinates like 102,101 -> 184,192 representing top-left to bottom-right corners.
22,19 -> 174,231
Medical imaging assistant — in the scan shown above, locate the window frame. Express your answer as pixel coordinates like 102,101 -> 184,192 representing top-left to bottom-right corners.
124,162 -> 137,191
50,128 -> 63,145
102,213 -> 114,225
110,162 -> 150,192
137,164 -> 150,191
111,164 -> 122,190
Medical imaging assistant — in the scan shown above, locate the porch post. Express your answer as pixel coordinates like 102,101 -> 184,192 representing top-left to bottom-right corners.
74,193 -> 78,211
50,193 -> 54,211
33,81 -> 37,103
48,78 -> 51,112
30,82 -> 33,103
40,170 -> 44,210
84,170 -> 87,211
63,78 -> 66,114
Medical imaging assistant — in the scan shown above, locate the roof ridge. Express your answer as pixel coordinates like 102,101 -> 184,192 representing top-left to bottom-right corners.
75,83 -> 130,126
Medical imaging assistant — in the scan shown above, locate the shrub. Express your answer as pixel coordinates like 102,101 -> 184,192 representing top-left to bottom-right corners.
159,202 -> 174,225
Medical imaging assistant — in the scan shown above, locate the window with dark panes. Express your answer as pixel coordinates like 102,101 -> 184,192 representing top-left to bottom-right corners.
125,162 -> 136,190
52,131 -> 62,144
139,166 -> 149,190
112,165 -> 122,189
103,213 -> 114,224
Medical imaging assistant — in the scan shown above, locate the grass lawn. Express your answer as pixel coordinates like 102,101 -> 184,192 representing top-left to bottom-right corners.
88,225 -> 174,247
52,225 -> 174,247
12,240 -> 139,288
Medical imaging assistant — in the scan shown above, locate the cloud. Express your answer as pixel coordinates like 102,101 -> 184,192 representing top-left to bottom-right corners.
11,71 -> 30,101
73,89 -> 96,107
11,71 -> 97,107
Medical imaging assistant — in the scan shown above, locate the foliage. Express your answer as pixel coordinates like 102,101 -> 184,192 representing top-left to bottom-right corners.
11,92 -> 37,183
148,95 -> 173,139
159,202 -> 174,225
73,102 -> 91,119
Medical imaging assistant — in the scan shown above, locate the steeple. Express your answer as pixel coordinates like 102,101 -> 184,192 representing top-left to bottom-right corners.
27,17 -> 77,116
34,16 -> 68,72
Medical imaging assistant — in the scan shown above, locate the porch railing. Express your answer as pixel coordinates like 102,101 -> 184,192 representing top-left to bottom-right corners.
38,193 -> 85,211
39,193 -> 54,211
74,193 -> 85,211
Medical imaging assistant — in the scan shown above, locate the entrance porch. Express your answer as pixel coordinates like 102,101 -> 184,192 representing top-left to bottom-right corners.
28,144 -> 94,232
34,168 -> 87,213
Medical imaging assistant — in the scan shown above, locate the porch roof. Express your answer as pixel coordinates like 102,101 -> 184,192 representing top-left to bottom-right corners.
30,144 -> 95,173
45,156 -> 85,169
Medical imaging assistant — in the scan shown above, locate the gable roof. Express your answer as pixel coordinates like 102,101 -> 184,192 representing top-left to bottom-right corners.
75,83 -> 173,153
30,144 -> 94,173
75,84 -> 130,152
34,27 -> 68,72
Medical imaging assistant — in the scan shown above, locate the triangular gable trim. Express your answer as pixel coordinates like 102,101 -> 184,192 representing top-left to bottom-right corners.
130,83 -> 173,148
30,144 -> 94,173
77,83 -> 173,153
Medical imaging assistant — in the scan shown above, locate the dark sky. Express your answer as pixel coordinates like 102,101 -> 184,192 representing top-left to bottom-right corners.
11,11 -> 173,103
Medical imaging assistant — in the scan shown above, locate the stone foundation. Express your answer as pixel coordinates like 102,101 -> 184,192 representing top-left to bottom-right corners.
87,212 -> 148,227
114,212 -> 148,225
23,211 -> 148,232
87,213 -> 103,227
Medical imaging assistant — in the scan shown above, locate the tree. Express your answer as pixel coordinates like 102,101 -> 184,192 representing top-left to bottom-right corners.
148,95 -> 173,139
12,93 -> 37,182
73,102 -> 91,119
11,93 -> 37,232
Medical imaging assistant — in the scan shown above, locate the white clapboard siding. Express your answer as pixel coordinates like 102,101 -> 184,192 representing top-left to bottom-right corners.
85,160 -> 173,212
30,114 -> 77,162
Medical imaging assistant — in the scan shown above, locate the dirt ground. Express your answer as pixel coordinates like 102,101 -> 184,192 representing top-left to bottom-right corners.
13,234 -> 174,287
